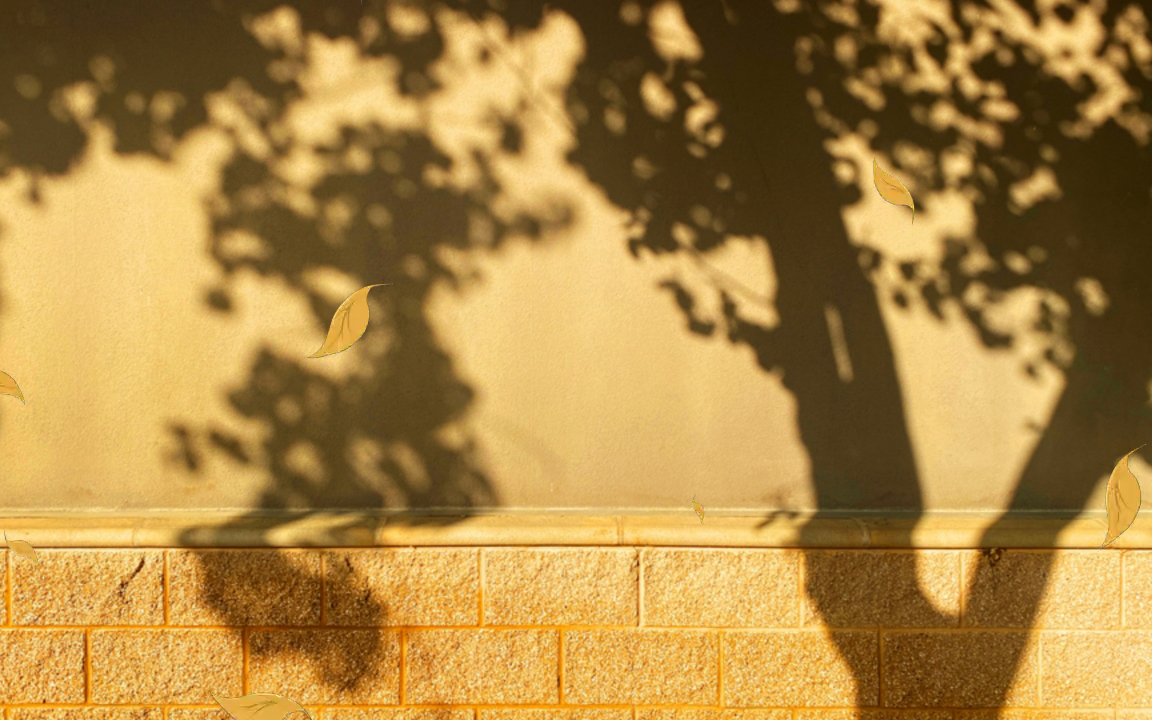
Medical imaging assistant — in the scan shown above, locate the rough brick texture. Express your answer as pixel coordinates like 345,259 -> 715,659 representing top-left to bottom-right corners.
0,547 -> 1143,715
564,629 -> 718,704
644,549 -> 797,627
484,549 -> 637,626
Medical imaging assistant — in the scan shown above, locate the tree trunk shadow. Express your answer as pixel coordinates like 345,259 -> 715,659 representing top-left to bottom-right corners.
680,0 -> 1152,710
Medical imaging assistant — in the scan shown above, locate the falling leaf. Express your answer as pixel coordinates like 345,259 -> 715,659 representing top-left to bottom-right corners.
873,158 -> 915,224
308,284 -> 392,358
0,371 -> 24,403
691,494 -> 705,524
1101,445 -> 1143,547
213,693 -> 313,720
4,532 -> 37,562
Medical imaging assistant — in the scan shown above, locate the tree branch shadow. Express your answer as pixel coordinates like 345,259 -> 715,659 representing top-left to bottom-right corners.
3,0 -> 1151,709
460,0 -> 1151,709
2,0 -> 568,695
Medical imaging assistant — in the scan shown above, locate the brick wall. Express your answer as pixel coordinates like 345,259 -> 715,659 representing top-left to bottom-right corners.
2,548 -> 1152,719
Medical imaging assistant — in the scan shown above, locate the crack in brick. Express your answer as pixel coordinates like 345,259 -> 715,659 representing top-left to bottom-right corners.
114,557 -> 148,602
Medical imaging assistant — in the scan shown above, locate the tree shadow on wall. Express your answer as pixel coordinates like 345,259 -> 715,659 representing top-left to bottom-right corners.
443,0 -> 1152,709
1,0 -> 569,695
4,0 -> 1152,708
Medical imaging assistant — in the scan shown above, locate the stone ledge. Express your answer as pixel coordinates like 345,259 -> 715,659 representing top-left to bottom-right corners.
0,511 -> 1148,548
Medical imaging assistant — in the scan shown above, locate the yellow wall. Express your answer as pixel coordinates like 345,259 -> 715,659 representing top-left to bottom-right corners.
0,3 -> 1144,517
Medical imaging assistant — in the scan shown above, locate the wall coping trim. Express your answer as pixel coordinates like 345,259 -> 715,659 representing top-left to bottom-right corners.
0,511 -> 1147,548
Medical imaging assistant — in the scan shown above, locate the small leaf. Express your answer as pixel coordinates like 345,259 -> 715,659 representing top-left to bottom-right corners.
873,159 -> 916,224
4,532 -> 38,562
691,494 -> 705,524
1101,445 -> 1143,547
0,371 -> 24,403
213,693 -> 313,720
308,284 -> 392,358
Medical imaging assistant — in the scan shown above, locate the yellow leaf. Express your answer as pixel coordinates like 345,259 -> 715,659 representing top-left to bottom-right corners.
4,532 -> 38,562
0,371 -> 24,403
691,494 -> 705,524
873,158 -> 915,224
308,284 -> 392,358
213,693 -> 312,720
1101,445 -> 1143,547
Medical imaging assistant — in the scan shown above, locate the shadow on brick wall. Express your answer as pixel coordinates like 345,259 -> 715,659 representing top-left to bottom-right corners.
2,0 -> 1151,707
0,0 -> 548,690
441,0 -> 1152,708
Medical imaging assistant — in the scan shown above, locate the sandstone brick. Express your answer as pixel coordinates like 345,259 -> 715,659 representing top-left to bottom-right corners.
802,551 -> 959,628
1119,712 -> 1152,720
248,629 -> 400,704
882,631 -> 1039,707
958,712 -> 1111,720
486,711 -> 631,720
1124,552 -> 1152,627
644,549 -> 797,627
797,712 -> 952,720
90,629 -> 241,703
564,629 -> 717,705
484,549 -> 636,626
642,711 -> 792,720
963,551 -> 1120,629
0,630 -> 86,703
1041,631 -> 1152,707
406,629 -> 558,704
326,549 -> 478,626
9,710 -> 164,720
166,710 -> 230,720
327,711 -> 474,720
723,630 -> 876,707
168,550 -> 321,626
11,550 -> 163,626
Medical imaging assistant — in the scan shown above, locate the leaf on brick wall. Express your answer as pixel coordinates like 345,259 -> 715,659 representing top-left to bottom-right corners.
213,693 -> 313,720
0,371 -> 24,403
308,284 -> 392,358
1101,445 -> 1143,547
4,532 -> 38,562
873,159 -> 916,224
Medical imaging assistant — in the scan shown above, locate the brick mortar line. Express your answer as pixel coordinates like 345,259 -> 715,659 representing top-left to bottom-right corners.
637,549 -> 645,628
717,630 -> 724,708
557,628 -> 565,705
78,548 -> 1102,553
399,629 -> 407,705
242,627 -> 250,695
957,552 -> 966,627
877,629 -> 884,708
478,549 -> 485,626
0,705 -> 1091,708
12,625 -> 1142,632
2,705 -> 1141,713
13,540 -> 1148,551
320,551 -> 327,627
84,629 -> 92,703
796,551 -> 804,628
3,705 -> 1133,712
